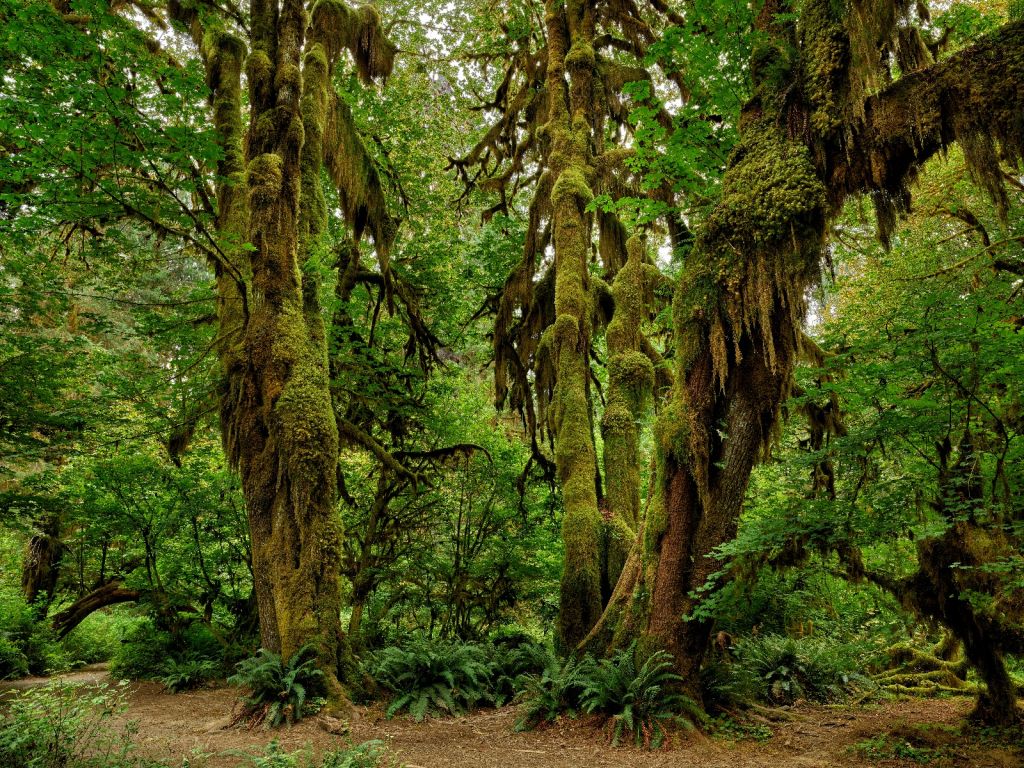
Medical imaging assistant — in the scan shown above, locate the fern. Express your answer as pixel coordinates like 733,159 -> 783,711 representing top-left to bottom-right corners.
160,656 -> 220,693
228,646 -> 325,728
364,636 -> 492,721
578,646 -> 703,748
514,654 -> 592,731
732,635 -> 874,705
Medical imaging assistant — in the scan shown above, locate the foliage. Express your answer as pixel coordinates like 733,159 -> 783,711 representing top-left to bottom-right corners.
364,636 -> 492,720
0,587 -> 66,677
578,646 -> 702,748
228,647 -> 325,728
160,657 -> 220,693
723,635 -> 874,706
61,612 -> 130,667
240,739 -> 395,768
514,655 -> 592,731
110,620 -> 175,681
0,680 -> 157,768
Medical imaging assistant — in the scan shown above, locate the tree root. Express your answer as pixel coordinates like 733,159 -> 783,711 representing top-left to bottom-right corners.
873,637 -> 976,697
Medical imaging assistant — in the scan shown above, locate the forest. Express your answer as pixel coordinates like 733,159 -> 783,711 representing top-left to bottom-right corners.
0,0 -> 1022,765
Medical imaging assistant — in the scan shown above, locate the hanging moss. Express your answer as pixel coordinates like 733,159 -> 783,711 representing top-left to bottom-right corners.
310,0 -> 396,84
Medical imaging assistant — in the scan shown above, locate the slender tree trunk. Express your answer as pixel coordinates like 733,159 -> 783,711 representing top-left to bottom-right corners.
21,513 -> 62,618
542,0 -> 607,651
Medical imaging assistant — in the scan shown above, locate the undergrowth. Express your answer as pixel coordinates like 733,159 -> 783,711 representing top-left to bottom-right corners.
228,646 -> 325,728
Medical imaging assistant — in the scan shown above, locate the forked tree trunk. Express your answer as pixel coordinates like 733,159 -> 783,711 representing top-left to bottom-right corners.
593,5 -> 1024,713
168,0 -> 396,706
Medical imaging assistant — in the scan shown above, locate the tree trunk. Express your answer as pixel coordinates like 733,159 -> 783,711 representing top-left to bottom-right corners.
541,0 -> 606,651
21,513 -> 63,618
168,0 -> 397,707
51,581 -> 141,638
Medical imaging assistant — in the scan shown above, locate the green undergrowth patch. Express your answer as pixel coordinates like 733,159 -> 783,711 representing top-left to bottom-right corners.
708,715 -> 773,743
235,738 -> 399,768
852,723 -> 964,765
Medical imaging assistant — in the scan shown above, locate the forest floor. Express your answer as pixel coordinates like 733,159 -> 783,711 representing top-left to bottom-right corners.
4,668 -> 1024,768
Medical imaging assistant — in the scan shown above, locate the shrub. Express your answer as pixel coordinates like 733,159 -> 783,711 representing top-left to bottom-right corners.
730,634 -> 873,705
0,632 -> 29,679
160,656 -> 220,693
0,679 -> 153,767
61,612 -> 124,667
228,646 -> 325,728
578,645 -> 702,748
0,591 -> 67,676
514,654 -> 591,731
364,636 -> 491,721
110,619 -> 174,680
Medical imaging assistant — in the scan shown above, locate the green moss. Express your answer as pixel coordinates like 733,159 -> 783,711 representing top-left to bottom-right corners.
565,40 -> 595,71
654,398 -> 689,464
246,49 -> 273,91
704,130 -> 826,247
609,351 -> 653,398
551,166 -> 593,205
799,0 -> 850,134
247,153 -> 283,225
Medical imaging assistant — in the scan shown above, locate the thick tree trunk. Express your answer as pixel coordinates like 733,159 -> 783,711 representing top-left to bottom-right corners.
647,329 -> 790,699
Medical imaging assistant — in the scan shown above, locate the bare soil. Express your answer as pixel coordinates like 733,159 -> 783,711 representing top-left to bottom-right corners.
6,669 -> 1023,767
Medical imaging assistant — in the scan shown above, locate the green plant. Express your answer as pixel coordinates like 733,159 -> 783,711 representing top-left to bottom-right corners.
732,634 -> 873,705
709,715 -> 773,743
228,646 -> 325,728
578,645 -> 702,748
514,654 -> 592,731
853,734 -> 941,764
110,619 -> 174,680
0,679 -> 153,767
160,657 -> 220,693
241,739 -> 394,768
61,612 -> 124,667
0,591 -> 67,676
319,740 -> 393,768
0,631 -> 30,679
486,638 -> 553,706
364,636 -> 491,721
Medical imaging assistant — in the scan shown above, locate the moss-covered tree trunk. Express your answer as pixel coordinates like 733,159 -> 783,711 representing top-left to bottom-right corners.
540,0 -> 605,651
168,0 -> 396,705
21,512 -> 62,618
602,2 -> 1024,710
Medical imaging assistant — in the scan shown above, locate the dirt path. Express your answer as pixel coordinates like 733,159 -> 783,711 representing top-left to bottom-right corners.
5,671 -> 1021,767
106,681 -> 1022,768
0,663 -> 111,691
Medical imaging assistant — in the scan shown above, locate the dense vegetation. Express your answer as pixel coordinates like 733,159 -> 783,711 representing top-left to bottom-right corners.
1,0 -> 1022,761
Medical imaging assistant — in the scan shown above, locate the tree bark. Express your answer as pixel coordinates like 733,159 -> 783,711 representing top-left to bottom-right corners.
21,513 -> 63,619
167,0 -> 397,707
51,581 -> 141,638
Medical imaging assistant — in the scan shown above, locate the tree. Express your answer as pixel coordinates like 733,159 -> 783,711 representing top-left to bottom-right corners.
457,0 -> 694,651
609,0 -> 1024,709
